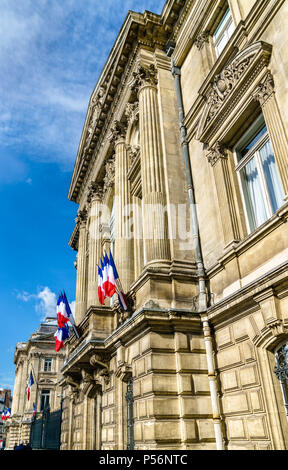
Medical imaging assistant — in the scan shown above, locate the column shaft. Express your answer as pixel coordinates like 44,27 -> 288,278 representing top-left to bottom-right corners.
75,218 -> 88,324
139,84 -> 170,264
114,140 -> 134,292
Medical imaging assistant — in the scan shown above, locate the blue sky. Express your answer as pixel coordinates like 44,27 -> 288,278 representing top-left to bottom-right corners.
0,0 -> 164,392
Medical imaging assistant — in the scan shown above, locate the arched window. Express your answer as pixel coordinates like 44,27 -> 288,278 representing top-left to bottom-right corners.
274,343 -> 288,418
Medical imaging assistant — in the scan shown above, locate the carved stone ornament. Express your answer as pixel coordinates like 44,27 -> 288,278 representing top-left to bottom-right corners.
206,57 -> 251,122
125,102 -> 139,125
196,42 -> 272,142
75,208 -> 88,227
103,155 -> 115,194
109,120 -> 127,144
87,181 -> 103,204
206,142 -> 227,167
252,71 -> 274,106
129,62 -> 158,93
127,145 -> 141,167
194,31 -> 209,50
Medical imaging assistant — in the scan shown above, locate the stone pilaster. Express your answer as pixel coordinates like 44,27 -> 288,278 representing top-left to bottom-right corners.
252,71 -> 288,197
110,120 -> 134,292
75,208 -> 88,325
130,62 -> 170,265
206,142 -> 240,249
87,182 -> 103,308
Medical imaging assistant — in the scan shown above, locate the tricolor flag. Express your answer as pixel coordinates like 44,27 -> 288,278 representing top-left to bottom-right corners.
102,252 -> 115,297
33,403 -> 36,417
109,251 -> 128,311
27,371 -> 34,401
56,291 -> 71,328
5,408 -> 11,420
54,324 -> 70,352
97,264 -> 105,305
1,410 -> 6,421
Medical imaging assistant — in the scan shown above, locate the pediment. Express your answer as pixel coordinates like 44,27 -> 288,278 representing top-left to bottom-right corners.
196,41 -> 272,143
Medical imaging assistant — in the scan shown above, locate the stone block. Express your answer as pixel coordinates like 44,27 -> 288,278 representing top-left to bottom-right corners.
217,345 -> 242,369
197,419 -> 215,440
227,418 -> 246,439
239,365 -> 259,388
221,370 -> 239,391
181,396 -> 212,417
246,416 -> 268,439
223,392 -> 250,414
215,327 -> 233,348
193,374 -> 210,394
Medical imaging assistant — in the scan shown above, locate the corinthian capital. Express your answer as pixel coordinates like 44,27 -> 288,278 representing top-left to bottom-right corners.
129,63 -> 158,93
206,142 -> 227,167
109,120 -> 127,145
87,181 -> 103,204
252,71 -> 275,106
75,208 -> 88,227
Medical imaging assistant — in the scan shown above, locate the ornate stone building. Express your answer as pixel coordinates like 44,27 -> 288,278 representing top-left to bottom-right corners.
61,0 -> 288,450
5,317 -> 65,449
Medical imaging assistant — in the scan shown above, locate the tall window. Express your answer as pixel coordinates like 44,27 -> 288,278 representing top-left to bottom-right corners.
213,7 -> 234,56
234,114 -> 284,233
40,390 -> 50,411
274,343 -> 288,419
44,358 -> 52,372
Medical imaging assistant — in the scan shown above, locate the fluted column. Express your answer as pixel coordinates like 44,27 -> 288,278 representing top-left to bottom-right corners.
87,183 -> 103,308
130,62 -> 170,265
75,208 -> 88,324
110,120 -> 134,292
253,71 -> 288,197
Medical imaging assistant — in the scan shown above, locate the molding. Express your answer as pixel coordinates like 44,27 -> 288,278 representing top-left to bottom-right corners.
196,41 -> 272,143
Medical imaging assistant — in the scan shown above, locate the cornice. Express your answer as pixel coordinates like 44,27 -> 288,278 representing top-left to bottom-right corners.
68,1 -> 185,204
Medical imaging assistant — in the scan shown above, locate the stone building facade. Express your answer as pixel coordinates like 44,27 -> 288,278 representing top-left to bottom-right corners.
5,317 -> 65,449
61,0 -> 288,450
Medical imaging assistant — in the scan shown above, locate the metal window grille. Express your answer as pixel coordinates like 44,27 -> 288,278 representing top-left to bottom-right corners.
126,377 -> 134,450
274,343 -> 288,418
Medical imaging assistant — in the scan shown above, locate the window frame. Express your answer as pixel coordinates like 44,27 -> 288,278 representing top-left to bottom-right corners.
213,7 -> 234,57
43,357 -> 52,372
40,389 -> 50,411
233,114 -> 284,234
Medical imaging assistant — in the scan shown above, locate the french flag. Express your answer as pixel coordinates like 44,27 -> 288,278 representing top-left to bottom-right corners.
54,324 -> 70,352
27,371 -> 34,401
97,264 -> 105,305
1,410 -> 6,421
109,251 -> 128,311
102,252 -> 116,297
5,408 -> 11,420
56,291 -> 71,329
33,403 -> 36,417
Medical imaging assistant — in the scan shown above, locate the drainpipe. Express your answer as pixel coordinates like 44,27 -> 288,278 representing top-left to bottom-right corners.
168,52 -> 224,450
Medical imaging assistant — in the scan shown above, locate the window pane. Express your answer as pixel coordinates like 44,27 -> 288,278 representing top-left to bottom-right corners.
241,156 -> 269,231
260,140 -> 284,212
238,125 -> 267,161
216,33 -> 229,55
213,8 -> 231,40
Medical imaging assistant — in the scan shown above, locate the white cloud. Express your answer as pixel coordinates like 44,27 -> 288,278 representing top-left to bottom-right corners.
17,287 -> 75,321
0,0 -> 164,179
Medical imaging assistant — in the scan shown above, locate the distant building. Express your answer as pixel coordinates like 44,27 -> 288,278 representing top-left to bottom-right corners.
5,317 -> 65,449
0,389 -> 12,448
